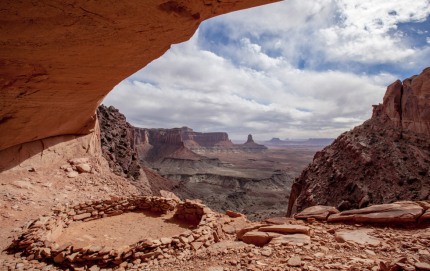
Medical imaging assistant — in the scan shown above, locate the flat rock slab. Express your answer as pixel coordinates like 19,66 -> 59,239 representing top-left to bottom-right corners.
237,223 -> 268,240
335,229 -> 381,246
226,210 -> 244,218
258,224 -> 310,235
420,210 -> 430,223
269,234 -> 311,245
415,262 -> 430,271
295,205 -> 340,221
327,201 -> 423,224
241,231 -> 271,247
264,217 -> 295,225
417,201 -> 430,210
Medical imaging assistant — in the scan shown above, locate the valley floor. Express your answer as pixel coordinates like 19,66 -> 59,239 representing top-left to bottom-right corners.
154,147 -> 322,221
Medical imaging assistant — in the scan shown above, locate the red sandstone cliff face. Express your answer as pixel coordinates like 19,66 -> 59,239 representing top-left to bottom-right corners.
381,67 -> 430,137
183,131 -> 234,148
287,68 -> 430,216
134,127 -> 233,161
0,0 -> 278,156
134,127 -> 268,162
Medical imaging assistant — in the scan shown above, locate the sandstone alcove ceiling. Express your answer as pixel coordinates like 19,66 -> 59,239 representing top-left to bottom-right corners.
0,0 -> 279,153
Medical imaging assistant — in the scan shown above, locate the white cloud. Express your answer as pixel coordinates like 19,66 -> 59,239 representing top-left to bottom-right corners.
205,0 -> 430,66
104,0 -> 430,140
105,31 -> 394,140
319,0 -> 430,63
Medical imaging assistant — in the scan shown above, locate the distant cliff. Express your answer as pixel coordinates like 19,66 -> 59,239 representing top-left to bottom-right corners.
265,138 -> 334,147
134,127 -> 267,161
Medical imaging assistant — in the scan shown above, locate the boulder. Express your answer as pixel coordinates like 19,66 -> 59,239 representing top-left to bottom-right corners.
269,234 -> 311,245
295,205 -> 340,221
159,190 -> 181,202
417,201 -> 430,210
66,171 -> 79,178
287,256 -> 302,267
415,262 -> 430,271
226,210 -> 244,218
420,210 -> 430,223
327,201 -> 423,224
236,223 -> 268,240
68,158 -> 89,165
241,232 -> 272,247
258,224 -> 310,235
265,217 -> 294,224
334,229 -> 381,246
76,163 -> 91,173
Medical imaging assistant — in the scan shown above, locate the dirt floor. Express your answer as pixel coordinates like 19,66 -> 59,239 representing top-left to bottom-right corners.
0,158 -> 140,252
56,211 -> 191,248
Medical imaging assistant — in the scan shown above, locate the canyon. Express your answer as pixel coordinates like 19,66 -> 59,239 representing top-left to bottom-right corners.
97,105 -> 317,221
1,1 -> 430,270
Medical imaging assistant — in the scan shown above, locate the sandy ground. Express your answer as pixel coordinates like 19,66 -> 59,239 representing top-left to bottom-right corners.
0,158 -> 139,252
56,211 -> 191,248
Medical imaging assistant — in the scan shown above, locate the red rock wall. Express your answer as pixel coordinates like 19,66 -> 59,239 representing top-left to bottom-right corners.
135,127 -> 233,148
182,130 -> 233,147
0,0 -> 278,154
378,67 -> 430,137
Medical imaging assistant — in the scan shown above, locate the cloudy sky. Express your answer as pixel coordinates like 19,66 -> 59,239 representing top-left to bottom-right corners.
104,0 -> 430,141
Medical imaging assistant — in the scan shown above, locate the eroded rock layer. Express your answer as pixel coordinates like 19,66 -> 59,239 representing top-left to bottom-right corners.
288,68 -> 430,216
0,0 -> 278,153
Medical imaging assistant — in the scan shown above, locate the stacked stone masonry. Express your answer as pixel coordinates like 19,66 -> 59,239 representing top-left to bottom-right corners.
10,196 -> 225,269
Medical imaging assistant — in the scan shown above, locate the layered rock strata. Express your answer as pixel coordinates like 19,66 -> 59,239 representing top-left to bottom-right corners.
288,68 -> 430,215
135,127 -> 267,161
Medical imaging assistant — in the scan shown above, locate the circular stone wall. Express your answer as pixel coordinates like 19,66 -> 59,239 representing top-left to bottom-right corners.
10,196 -> 224,269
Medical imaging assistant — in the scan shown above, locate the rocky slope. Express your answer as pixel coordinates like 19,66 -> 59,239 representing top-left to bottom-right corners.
97,105 -> 180,195
97,105 -> 141,180
288,68 -> 430,216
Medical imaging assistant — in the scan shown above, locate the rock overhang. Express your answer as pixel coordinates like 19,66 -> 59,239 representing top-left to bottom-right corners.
0,0 -> 280,152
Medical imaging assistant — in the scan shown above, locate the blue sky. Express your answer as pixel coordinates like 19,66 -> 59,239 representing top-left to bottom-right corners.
104,0 -> 430,141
